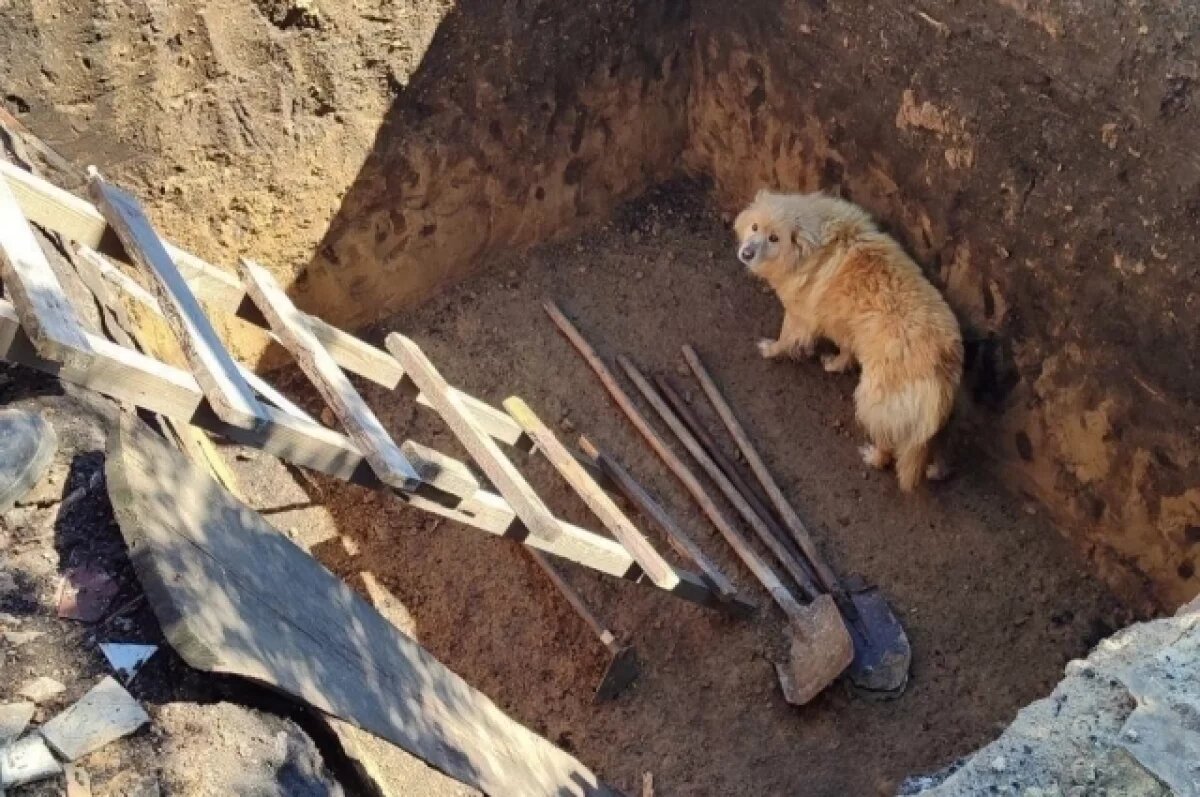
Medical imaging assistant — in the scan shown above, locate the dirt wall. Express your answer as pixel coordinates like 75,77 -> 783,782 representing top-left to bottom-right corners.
291,0 -> 692,327
683,0 -> 1200,611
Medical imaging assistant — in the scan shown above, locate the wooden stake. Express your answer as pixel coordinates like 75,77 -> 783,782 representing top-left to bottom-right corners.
240,258 -> 420,491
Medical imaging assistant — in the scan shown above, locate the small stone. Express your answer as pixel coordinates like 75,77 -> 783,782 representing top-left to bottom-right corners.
17,675 -> 66,704
320,407 -> 336,427
990,755 -> 1008,772
3,629 -> 45,646
558,417 -> 576,434
1123,728 -> 1139,742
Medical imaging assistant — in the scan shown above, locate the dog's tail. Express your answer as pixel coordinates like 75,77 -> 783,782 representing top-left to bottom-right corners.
896,439 -> 932,492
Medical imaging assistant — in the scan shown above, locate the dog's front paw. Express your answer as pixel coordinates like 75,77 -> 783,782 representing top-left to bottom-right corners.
757,338 -> 777,359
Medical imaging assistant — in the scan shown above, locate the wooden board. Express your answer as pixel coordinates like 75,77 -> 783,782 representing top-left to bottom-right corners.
0,158 -> 244,310
387,333 -> 562,544
0,173 -> 91,368
505,397 -> 678,588
87,173 -> 264,430
239,258 -> 419,491
105,417 -> 618,797
73,245 -> 244,498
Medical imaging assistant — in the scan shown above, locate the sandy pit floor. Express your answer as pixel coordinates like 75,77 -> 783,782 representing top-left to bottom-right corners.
256,182 -> 1127,796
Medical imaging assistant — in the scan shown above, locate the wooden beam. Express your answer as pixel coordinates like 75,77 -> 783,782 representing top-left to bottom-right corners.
73,245 -> 244,499
0,158 -> 244,310
0,173 -> 92,368
504,397 -> 679,588
240,258 -> 419,491
87,171 -> 264,430
507,397 -> 747,614
387,333 -> 563,544
80,247 -> 314,423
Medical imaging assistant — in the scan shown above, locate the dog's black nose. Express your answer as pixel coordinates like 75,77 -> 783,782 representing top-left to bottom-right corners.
740,245 -> 756,261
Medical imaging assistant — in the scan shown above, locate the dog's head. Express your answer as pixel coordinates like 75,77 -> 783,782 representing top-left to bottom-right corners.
735,190 -> 877,277
733,190 -> 805,277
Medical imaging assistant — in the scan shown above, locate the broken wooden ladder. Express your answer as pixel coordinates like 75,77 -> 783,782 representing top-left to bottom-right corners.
0,159 -> 755,639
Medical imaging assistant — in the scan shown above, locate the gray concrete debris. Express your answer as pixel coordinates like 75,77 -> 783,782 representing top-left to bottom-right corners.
0,734 -> 61,789
0,703 -> 35,744
16,676 -> 66,705
0,409 -> 58,515
900,608 -> 1199,796
40,676 -> 150,761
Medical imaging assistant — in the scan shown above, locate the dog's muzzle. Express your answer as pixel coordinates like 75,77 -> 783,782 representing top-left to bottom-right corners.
738,244 -> 757,265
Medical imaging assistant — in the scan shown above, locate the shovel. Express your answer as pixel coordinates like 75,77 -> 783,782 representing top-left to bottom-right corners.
542,301 -> 851,703
681,345 -> 911,699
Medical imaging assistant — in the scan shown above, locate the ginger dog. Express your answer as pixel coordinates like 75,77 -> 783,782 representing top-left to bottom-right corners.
734,190 -> 963,491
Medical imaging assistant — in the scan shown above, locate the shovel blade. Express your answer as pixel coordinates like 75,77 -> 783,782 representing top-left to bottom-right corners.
776,594 -> 854,705
593,645 -> 639,703
846,586 -> 911,699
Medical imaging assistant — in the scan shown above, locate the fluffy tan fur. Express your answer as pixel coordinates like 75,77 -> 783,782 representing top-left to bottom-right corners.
734,190 -> 963,491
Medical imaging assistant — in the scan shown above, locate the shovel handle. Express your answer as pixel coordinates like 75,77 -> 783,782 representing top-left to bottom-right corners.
681,346 -> 845,599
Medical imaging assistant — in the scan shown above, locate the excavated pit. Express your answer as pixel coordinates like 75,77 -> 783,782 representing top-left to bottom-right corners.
4,0 -> 1198,793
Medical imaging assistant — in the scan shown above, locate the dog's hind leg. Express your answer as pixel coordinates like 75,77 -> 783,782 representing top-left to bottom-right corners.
758,312 -> 817,359
859,443 -> 894,470
895,439 -> 933,492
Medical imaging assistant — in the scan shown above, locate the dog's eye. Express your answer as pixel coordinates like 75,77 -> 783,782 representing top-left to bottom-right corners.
769,234 -> 779,243
751,224 -> 758,232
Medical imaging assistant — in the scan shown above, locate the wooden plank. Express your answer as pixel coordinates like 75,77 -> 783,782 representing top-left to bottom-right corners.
73,245 -> 245,499
81,246 -> 314,423
577,435 -> 740,600
682,345 -> 845,597
239,258 -> 419,491
0,174 -> 92,368
0,162 -> 526,445
386,333 -> 562,543
0,159 -> 244,310
504,396 -> 679,589
87,172 -> 264,430
104,417 -> 619,797
401,439 -> 480,500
